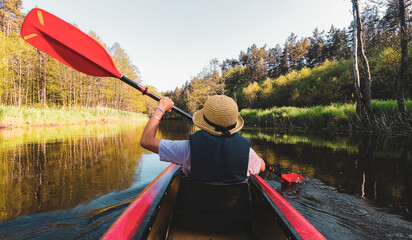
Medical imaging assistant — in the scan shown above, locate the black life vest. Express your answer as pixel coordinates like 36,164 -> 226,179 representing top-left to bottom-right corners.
188,130 -> 250,183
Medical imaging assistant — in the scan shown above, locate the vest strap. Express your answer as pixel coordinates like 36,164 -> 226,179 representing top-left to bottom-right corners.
203,115 -> 236,137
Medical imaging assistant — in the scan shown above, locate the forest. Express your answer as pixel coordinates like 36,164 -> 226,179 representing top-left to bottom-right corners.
1,0 -> 411,120
165,0 -> 412,116
0,0 -> 158,114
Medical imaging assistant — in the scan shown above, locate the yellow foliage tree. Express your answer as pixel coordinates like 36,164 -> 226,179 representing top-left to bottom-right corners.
243,82 -> 261,108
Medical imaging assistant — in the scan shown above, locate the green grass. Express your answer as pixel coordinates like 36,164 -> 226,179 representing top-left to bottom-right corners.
0,105 -> 148,128
240,100 -> 412,134
371,99 -> 412,114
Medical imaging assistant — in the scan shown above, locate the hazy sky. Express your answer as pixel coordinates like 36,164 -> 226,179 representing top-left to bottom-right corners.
22,0 -> 353,92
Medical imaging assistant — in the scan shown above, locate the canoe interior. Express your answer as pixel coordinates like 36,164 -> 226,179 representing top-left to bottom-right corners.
146,172 -> 290,240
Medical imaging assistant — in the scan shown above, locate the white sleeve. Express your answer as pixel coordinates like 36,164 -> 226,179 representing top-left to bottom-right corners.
248,147 -> 262,176
158,139 -> 191,166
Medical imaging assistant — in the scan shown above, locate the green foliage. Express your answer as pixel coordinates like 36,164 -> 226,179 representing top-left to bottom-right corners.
1,2 -> 411,122
241,103 -> 355,130
240,100 -> 412,134
223,65 -> 250,98
168,39 -> 411,119
186,77 -> 211,112
370,47 -> 400,98
163,59 -> 230,115
0,19 -> 153,114
371,99 -> 412,114
253,60 -> 353,108
164,0 -> 411,118
243,82 -> 260,107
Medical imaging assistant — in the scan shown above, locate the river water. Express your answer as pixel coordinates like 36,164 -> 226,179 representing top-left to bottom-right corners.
0,120 -> 411,239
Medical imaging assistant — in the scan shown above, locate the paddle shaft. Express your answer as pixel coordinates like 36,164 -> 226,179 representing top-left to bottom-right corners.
120,75 -> 192,120
266,163 -> 282,177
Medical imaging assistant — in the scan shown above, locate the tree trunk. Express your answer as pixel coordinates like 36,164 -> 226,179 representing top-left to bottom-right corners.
37,71 -> 41,104
43,61 -> 47,106
6,18 -> 11,37
397,0 -> 408,115
18,54 -> 22,107
352,0 -> 366,118
354,0 -> 373,120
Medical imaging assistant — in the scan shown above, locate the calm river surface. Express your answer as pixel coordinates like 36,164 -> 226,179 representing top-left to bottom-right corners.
0,120 -> 411,239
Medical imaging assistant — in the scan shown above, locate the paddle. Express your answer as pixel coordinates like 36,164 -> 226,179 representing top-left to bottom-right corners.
266,163 -> 305,183
20,8 -> 304,183
20,8 -> 192,120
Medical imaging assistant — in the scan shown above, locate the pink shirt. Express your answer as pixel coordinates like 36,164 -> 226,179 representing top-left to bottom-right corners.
158,139 -> 261,176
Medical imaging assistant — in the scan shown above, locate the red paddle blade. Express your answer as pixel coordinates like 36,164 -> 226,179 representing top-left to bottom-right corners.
281,173 -> 305,183
20,8 -> 121,78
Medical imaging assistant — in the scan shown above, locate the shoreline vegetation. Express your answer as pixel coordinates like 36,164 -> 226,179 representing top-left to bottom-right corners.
2,4 -> 411,137
0,105 -> 148,129
240,100 -> 412,135
1,99 -> 412,136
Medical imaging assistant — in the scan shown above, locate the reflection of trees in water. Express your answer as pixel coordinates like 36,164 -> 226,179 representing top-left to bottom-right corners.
401,148 -> 411,221
357,136 -> 412,221
241,130 -> 360,153
158,119 -> 195,140
245,131 -> 412,221
358,136 -> 377,201
0,125 -> 146,221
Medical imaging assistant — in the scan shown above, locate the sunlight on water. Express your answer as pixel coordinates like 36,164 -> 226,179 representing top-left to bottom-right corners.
0,121 -> 411,239
0,123 -> 148,222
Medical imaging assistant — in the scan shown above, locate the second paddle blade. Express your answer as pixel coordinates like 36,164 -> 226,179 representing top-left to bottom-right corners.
281,173 -> 305,183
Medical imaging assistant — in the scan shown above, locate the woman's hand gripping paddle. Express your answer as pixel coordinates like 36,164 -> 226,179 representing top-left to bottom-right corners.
21,7 -> 305,184
20,8 -> 191,120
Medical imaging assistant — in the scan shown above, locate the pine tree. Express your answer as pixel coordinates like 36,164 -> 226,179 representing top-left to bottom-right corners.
307,28 -> 325,67
294,37 -> 310,69
267,45 -> 282,78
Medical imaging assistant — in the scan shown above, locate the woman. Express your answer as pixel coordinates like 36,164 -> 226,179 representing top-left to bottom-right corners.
140,95 -> 265,183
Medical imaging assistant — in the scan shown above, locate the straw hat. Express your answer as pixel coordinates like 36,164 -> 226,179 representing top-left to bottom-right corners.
193,95 -> 244,136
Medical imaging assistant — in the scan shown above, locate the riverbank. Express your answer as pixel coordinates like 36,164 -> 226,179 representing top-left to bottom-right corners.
0,105 -> 148,129
240,100 -> 412,135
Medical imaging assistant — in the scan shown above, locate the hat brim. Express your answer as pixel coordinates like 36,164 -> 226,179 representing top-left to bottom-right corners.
192,109 -> 244,136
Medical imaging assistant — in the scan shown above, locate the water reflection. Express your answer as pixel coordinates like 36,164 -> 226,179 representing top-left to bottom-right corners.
243,130 -> 412,222
157,118 -> 195,140
0,121 -> 411,239
356,136 -> 412,221
0,124 -> 147,221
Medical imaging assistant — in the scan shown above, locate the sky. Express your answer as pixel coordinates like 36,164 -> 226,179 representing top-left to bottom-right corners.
22,0 -> 354,92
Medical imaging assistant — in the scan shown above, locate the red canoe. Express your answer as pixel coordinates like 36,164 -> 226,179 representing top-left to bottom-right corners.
102,164 -> 326,240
